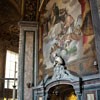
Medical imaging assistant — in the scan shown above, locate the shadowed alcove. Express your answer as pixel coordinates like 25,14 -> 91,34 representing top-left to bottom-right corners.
47,84 -> 77,100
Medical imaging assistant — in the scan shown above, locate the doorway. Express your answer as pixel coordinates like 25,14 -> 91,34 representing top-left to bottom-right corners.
47,84 -> 77,100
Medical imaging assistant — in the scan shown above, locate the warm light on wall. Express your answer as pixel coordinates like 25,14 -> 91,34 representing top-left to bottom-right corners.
4,98 -> 17,100
67,93 -> 77,100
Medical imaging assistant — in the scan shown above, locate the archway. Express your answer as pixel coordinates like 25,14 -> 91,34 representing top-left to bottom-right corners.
47,84 -> 77,100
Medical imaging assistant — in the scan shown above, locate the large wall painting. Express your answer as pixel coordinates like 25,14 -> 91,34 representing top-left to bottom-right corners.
42,0 -> 98,76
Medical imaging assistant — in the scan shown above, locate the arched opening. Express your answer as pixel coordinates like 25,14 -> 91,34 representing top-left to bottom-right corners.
47,84 -> 77,100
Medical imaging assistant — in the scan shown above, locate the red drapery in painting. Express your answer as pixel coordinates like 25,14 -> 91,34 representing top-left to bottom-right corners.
78,0 -> 94,45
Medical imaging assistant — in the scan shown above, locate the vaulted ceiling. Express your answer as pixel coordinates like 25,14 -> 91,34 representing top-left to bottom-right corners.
0,0 -> 22,46
0,0 -> 38,48
0,0 -> 21,35
0,0 -> 39,45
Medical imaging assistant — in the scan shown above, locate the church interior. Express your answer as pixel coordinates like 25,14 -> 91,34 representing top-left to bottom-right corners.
0,0 -> 100,100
